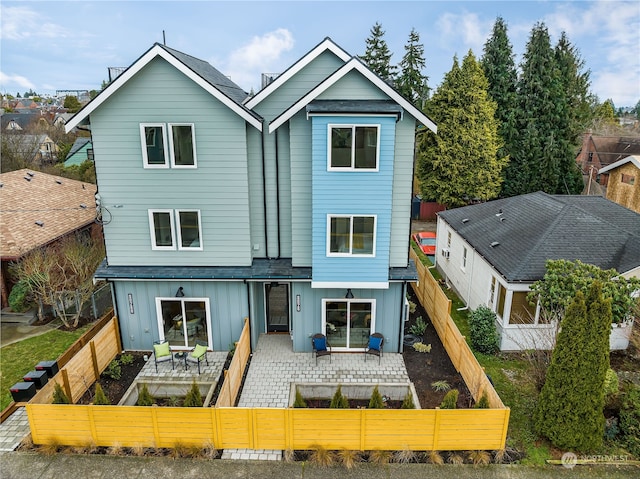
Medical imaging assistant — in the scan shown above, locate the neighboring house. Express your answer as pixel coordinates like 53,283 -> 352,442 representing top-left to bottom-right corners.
64,137 -> 93,167
53,112 -> 74,129
599,155 -> 640,214
576,132 -> 640,187
65,38 -> 437,354
435,192 -> 640,351
0,169 -> 99,309
3,133 -> 60,165
1,112 -> 42,131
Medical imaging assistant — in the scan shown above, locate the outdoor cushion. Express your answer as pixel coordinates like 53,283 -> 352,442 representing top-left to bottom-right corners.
313,336 -> 327,351
368,336 -> 382,351
154,341 -> 170,358
192,343 -> 208,359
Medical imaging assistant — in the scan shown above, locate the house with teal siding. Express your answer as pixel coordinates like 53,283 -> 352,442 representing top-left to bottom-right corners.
63,137 -> 93,167
66,38 -> 437,355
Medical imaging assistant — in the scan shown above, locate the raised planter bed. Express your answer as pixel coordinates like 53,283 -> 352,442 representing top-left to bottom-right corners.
118,379 -> 217,407
289,382 -> 420,409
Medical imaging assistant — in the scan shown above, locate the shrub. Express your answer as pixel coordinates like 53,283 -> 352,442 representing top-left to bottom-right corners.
413,342 -> 432,353
369,449 -> 392,465
428,450 -> 444,465
330,385 -> 349,409
338,449 -> 361,469
8,280 -> 31,313
118,353 -> 134,366
603,368 -> 619,397
469,306 -> 499,354
183,380 -> 203,407
368,385 -> 385,409
103,359 -> 122,380
468,450 -> 491,465
293,387 -> 307,408
409,316 -> 427,336
92,383 -> 110,405
431,380 -> 450,392
439,389 -> 459,409
309,446 -> 335,467
619,383 -> 640,457
52,383 -> 70,404
401,391 -> 415,409
474,391 -> 490,409
136,384 -> 154,406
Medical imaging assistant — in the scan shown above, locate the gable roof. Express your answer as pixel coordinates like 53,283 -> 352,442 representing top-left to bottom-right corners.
599,155 -> 640,174
0,169 -> 97,260
268,57 -> 437,134
65,43 -> 263,132
65,137 -> 92,160
591,136 -> 640,168
438,192 -> 640,281
244,37 -> 351,109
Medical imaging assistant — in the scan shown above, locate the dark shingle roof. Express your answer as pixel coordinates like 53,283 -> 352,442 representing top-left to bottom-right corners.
159,44 -> 249,104
65,137 -> 91,159
307,100 -> 403,118
438,192 -> 640,282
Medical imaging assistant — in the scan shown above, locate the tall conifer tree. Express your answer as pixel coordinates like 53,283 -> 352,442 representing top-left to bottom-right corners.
418,51 -> 506,207
397,28 -> 429,108
361,22 -> 397,82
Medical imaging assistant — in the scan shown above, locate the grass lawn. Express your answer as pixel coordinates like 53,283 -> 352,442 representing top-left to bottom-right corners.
0,325 -> 90,411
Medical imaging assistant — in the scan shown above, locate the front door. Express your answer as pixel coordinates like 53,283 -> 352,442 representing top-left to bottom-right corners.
265,283 -> 290,333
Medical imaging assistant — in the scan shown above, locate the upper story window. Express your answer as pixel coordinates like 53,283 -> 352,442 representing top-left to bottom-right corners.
621,173 -> 635,185
327,214 -> 375,256
149,209 -> 202,250
329,125 -> 379,171
141,123 -> 196,168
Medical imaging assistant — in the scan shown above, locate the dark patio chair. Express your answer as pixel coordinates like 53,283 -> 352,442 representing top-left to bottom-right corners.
312,333 -> 331,365
365,333 -> 384,364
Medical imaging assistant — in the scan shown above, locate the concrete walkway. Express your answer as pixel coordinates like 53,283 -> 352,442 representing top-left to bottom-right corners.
221,333 -> 410,461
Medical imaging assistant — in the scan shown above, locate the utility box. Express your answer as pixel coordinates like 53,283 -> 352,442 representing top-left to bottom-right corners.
35,360 -> 59,378
23,369 -> 48,389
9,382 -> 36,402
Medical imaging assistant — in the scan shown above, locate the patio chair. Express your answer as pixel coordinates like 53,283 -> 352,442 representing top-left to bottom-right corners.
186,340 -> 209,374
312,333 -> 331,365
153,340 -> 174,372
365,333 -> 384,364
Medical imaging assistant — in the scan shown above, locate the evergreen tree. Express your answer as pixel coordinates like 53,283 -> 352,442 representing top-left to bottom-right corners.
368,385 -> 385,409
417,51 -> 506,207
534,282 -> 611,451
481,17 -> 518,184
361,22 -> 397,82
92,383 -> 110,405
396,28 -> 429,108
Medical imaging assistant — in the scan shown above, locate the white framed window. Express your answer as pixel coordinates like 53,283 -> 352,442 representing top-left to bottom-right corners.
322,298 -> 375,350
141,123 -> 169,168
328,124 -> 379,171
156,297 -> 211,349
168,123 -> 197,168
149,209 -> 175,250
327,214 -> 376,256
149,209 -> 202,251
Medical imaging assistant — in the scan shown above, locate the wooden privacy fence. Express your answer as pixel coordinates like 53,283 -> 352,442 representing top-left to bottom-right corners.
410,249 -> 506,409
215,317 -> 251,407
29,316 -> 121,405
26,405 -> 509,451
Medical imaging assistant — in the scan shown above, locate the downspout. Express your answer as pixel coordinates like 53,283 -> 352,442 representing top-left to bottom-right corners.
260,124 -> 268,255
399,281 -> 407,352
274,128 -> 281,258
244,279 -> 253,350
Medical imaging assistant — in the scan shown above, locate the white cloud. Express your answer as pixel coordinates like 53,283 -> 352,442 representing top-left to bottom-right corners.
0,71 -> 36,91
1,6 -> 70,40
437,11 -> 493,57
220,29 -> 295,91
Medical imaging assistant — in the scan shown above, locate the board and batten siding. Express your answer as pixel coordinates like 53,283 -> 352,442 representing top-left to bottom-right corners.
290,113 -> 313,266
114,280 -> 248,351
90,57 -> 252,267
311,115 -> 396,285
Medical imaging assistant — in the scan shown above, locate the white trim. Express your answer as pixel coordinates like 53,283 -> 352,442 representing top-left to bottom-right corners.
140,123 -> 169,168
66,44 -> 262,132
245,38 -> 351,109
327,124 -> 380,172
168,123 -> 197,168
312,281 -> 389,289
326,214 -> 376,257
269,58 -> 438,134
148,209 -> 176,250
176,209 -> 203,251
599,154 -> 640,174
321,297 -> 376,351
155,296 -> 212,349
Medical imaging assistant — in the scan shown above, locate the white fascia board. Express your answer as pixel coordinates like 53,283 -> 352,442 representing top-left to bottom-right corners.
599,155 -> 640,174
311,281 -> 390,289
66,45 -> 262,133
269,58 -> 437,134
245,38 -> 351,109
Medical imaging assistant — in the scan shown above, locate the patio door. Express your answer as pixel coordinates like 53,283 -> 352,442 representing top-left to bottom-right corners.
265,282 -> 290,333
323,299 -> 374,350
156,297 -> 210,349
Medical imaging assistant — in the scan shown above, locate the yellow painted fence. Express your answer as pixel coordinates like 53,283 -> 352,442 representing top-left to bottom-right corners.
27,404 -> 509,451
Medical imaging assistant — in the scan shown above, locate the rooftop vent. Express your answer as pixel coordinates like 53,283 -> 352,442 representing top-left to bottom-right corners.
80,204 -> 87,209
499,217 -> 506,222
462,218 -> 469,223
55,179 -> 62,184
24,176 -> 31,182
35,220 -> 44,227
27,171 -> 35,177
490,241 -> 500,248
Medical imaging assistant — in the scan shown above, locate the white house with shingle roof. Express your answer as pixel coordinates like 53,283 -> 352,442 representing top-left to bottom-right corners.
0,169 -> 98,308
436,191 -> 640,351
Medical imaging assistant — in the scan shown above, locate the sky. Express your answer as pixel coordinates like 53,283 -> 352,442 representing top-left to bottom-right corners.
1,0 -> 639,107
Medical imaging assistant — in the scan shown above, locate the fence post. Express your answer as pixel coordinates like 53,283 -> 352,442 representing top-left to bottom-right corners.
61,369 -> 72,403
432,408 -> 441,450
89,340 -> 100,380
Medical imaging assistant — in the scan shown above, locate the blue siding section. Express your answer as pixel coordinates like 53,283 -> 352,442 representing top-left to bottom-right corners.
311,116 -> 396,284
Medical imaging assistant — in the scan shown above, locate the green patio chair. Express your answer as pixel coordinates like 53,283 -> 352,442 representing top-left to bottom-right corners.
153,340 -> 174,372
186,340 -> 209,374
